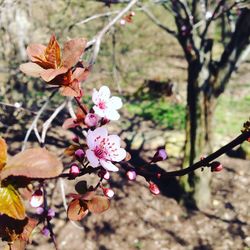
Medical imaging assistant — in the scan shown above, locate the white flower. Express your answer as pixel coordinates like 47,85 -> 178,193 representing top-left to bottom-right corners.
92,86 -> 122,121
86,127 -> 126,172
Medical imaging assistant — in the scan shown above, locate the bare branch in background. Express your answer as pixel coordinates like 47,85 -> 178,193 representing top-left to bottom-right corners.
89,0 -> 138,65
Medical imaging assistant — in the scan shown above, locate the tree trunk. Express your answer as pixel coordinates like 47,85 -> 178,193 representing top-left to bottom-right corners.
180,59 -> 216,209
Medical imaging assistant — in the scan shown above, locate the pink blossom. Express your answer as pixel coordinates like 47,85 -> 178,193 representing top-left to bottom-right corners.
86,127 -> 126,172
30,189 -> 44,208
126,170 -> 137,181
92,86 -> 122,121
84,113 -> 100,127
102,187 -> 114,198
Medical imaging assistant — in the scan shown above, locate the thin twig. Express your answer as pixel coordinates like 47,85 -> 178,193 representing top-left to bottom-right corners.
41,100 -> 67,145
89,0 -> 138,65
22,91 -> 57,151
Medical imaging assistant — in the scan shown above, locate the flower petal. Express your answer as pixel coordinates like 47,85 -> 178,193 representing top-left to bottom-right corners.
105,109 -> 120,121
98,86 -> 110,101
19,62 -> 44,77
86,127 -> 108,149
110,148 -> 126,162
108,96 -> 122,110
62,38 -> 87,68
92,89 -> 99,104
93,106 -> 106,118
100,159 -> 119,172
86,149 -> 99,168
106,135 -> 121,148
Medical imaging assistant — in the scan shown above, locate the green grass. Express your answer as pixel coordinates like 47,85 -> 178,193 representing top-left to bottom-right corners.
125,97 -> 186,130
214,93 -> 250,136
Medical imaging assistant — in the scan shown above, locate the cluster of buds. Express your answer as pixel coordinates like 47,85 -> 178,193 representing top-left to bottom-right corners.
120,11 -> 135,26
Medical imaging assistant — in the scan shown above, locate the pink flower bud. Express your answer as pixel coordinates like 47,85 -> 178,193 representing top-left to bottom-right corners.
152,149 -> 168,163
75,149 -> 85,160
102,187 -> 114,198
69,164 -> 80,177
149,182 -> 160,195
72,136 -> 79,143
42,227 -> 50,237
47,208 -> 55,220
126,170 -> 137,181
30,189 -> 44,208
36,207 -> 44,215
120,19 -> 126,25
211,161 -> 223,172
84,113 -> 100,127
98,169 -> 110,180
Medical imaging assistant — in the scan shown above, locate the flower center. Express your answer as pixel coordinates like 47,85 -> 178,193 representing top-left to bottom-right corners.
94,146 -> 106,159
98,101 -> 106,110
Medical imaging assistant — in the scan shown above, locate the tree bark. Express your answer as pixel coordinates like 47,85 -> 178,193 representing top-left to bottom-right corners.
181,8 -> 250,209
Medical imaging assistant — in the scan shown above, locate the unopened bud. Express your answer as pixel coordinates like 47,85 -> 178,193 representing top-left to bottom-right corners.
120,19 -> 126,25
72,136 -> 79,143
126,170 -> 137,181
102,187 -> 114,198
69,163 -> 80,177
36,207 -> 44,215
211,161 -> 223,172
75,149 -> 85,160
84,113 -> 100,127
149,182 -> 160,195
98,169 -> 110,180
152,149 -> 168,163
130,11 -> 135,16
42,227 -> 50,237
30,189 -> 44,208
47,208 -> 55,220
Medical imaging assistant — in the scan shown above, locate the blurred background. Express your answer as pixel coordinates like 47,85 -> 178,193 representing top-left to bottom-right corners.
0,0 -> 250,249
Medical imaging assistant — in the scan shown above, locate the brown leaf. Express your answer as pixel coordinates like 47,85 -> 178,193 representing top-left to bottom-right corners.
45,34 -> 61,68
0,137 -> 7,171
0,185 -> 26,220
19,62 -> 44,77
26,44 -> 46,62
72,67 -> 89,82
62,38 -> 87,68
1,148 -> 63,180
67,199 -> 89,221
87,195 -> 110,214
59,79 -> 81,97
64,144 -> 80,157
40,67 -> 68,82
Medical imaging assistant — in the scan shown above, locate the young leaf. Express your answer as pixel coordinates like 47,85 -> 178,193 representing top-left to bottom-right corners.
0,137 -> 7,171
0,185 -> 25,220
87,195 -> 110,214
67,199 -> 89,221
1,148 -> 63,180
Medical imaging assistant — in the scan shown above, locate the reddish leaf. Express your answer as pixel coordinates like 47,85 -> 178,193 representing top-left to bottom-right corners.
1,148 -> 63,180
45,34 -> 61,68
26,44 -> 46,62
40,67 -> 68,82
64,145 -> 80,156
0,137 -> 7,171
19,217 -> 38,241
19,62 -> 44,77
67,199 -> 89,221
59,79 -> 81,97
62,38 -> 87,68
87,195 -> 110,214
72,67 -> 89,82
0,185 -> 26,220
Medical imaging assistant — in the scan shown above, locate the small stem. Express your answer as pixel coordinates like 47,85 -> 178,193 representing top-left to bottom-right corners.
74,97 -> 88,115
